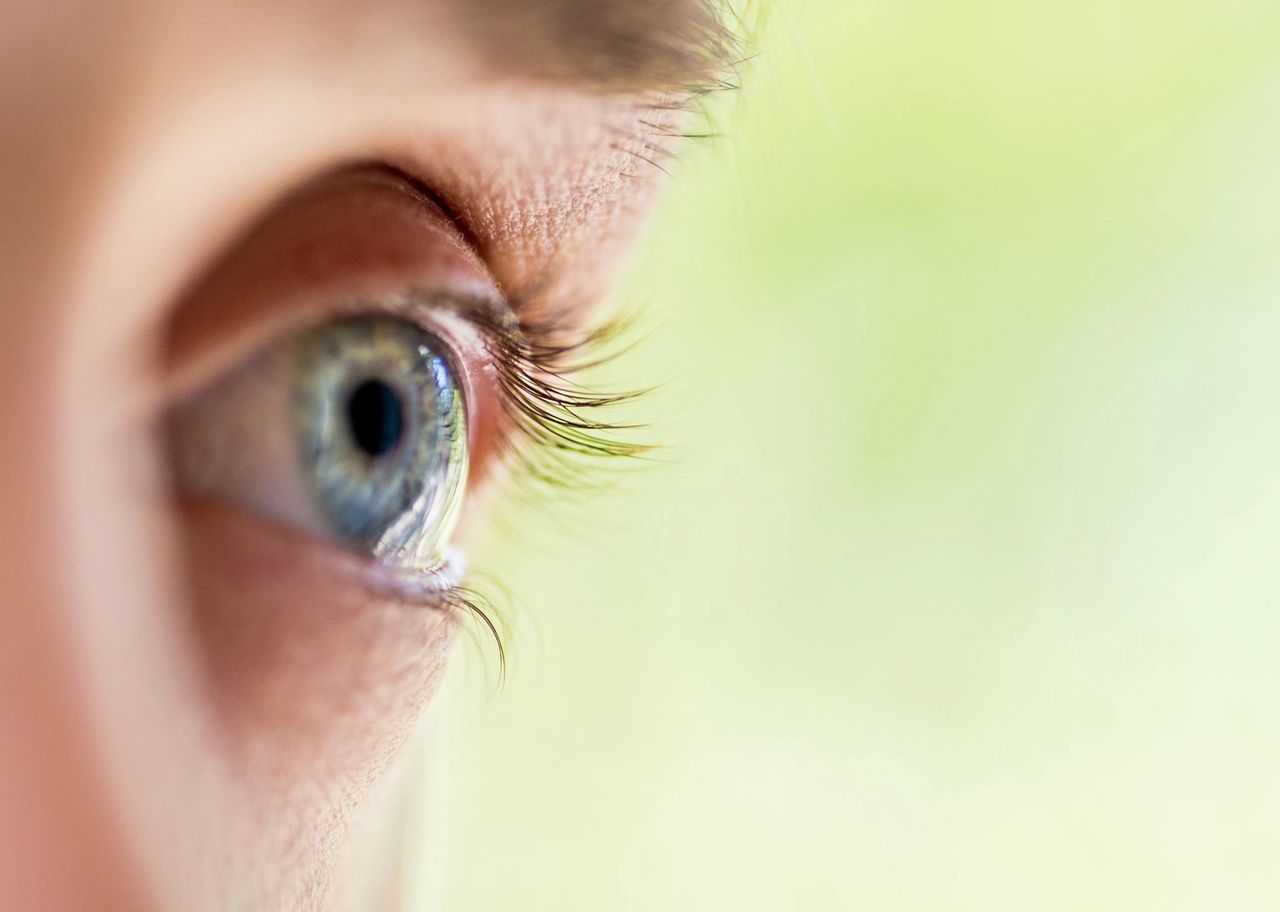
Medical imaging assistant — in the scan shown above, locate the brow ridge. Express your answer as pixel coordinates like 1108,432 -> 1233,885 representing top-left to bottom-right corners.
453,0 -> 743,94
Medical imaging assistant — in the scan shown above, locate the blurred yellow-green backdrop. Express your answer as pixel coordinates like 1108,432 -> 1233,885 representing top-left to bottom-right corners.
435,1 -> 1280,908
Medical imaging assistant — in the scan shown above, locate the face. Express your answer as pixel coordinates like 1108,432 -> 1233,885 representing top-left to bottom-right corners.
0,2 -> 736,908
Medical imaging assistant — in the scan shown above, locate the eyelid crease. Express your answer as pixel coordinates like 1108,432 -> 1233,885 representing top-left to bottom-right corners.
359,163 -> 492,274
151,166 -> 497,420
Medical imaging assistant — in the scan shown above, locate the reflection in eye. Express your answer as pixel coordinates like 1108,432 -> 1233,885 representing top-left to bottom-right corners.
296,316 -> 468,567
170,313 -> 467,574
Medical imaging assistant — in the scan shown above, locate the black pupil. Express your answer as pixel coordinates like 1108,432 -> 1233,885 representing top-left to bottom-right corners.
347,378 -> 404,457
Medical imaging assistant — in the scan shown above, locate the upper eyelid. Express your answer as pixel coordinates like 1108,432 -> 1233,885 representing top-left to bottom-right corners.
364,163 -> 577,331
151,161 -> 648,507
160,288 -> 507,413
154,167 -> 509,417
361,165 -> 494,274
156,161 -> 650,571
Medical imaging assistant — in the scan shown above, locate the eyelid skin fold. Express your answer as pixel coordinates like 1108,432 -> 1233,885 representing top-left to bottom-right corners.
163,168 -> 499,401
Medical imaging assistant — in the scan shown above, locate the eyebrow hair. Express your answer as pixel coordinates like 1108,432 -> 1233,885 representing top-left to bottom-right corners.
453,0 -> 743,95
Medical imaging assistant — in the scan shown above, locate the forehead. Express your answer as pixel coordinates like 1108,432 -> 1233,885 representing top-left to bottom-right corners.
0,0 -> 743,395
120,0 -> 736,93
1,0 -> 736,109
1,0 -> 741,348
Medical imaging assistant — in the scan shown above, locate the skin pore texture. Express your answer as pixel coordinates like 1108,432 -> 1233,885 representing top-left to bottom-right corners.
0,1 -> 735,909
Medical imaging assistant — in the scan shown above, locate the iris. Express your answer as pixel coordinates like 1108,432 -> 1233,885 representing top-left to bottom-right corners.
168,311 -> 469,574
292,316 -> 468,568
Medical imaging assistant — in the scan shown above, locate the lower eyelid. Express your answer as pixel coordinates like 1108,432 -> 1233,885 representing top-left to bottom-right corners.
338,546 -> 468,605
176,498 -> 458,765
183,498 -> 467,607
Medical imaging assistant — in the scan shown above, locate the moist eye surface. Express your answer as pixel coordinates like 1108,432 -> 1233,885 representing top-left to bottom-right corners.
171,313 -> 468,572
293,316 -> 466,562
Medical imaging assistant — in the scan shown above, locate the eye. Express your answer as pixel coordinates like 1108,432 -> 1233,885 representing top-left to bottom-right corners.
157,162 -> 641,677
170,312 -> 468,574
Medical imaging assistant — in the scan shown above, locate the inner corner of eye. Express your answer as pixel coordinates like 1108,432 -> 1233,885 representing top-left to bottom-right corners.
168,312 -> 470,575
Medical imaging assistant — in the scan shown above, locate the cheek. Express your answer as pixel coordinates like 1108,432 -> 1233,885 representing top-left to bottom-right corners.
60,357 -> 458,910
181,499 -> 456,785
176,499 -> 457,903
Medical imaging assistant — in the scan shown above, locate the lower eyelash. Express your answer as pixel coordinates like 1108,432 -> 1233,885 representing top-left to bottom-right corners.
442,582 -> 510,690
327,533 -> 504,665
328,541 -> 510,685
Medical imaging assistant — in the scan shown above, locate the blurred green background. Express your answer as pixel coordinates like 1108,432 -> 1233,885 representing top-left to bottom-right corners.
434,1 -> 1280,908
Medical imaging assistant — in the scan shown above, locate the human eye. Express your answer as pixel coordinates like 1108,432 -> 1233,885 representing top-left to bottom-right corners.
159,164 -> 640,693
170,310 -> 470,582
162,170 -> 495,610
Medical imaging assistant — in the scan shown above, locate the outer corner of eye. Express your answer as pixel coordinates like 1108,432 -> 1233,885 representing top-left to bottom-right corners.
168,312 -> 470,580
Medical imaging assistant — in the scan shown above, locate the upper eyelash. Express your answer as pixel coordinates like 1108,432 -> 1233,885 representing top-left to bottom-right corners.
363,169 -> 653,492
481,308 -> 653,488
393,286 -> 654,488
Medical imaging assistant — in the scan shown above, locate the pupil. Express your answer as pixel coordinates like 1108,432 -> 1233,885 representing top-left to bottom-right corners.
347,378 -> 404,457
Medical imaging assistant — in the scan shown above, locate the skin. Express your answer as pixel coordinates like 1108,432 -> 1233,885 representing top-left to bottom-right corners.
0,1 -> 728,908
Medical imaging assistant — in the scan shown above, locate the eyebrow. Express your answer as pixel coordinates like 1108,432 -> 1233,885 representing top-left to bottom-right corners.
451,0 -> 743,95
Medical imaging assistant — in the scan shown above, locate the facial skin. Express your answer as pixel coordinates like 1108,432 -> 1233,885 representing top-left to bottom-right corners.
0,1 -> 733,909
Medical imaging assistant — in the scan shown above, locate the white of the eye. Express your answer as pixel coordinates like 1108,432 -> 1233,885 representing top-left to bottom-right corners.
170,345 -> 330,534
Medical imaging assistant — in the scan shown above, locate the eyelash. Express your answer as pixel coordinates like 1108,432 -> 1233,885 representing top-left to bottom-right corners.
435,298 -> 653,680
480,309 -> 651,487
